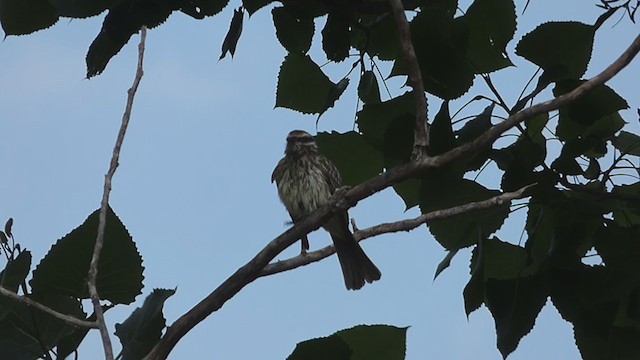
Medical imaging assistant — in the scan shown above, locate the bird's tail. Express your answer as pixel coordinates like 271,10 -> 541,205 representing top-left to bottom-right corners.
327,218 -> 381,290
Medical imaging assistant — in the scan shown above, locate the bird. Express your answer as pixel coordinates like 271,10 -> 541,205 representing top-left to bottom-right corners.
271,130 -> 381,290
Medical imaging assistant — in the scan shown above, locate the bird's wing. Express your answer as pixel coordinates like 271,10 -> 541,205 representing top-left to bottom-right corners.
271,158 -> 285,183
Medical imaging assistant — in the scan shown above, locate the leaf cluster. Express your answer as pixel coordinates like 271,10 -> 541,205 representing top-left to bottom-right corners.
0,209 -> 174,360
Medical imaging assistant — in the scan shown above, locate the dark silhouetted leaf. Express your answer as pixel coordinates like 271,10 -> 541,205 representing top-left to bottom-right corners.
611,184 -> 640,227
86,0 -> 175,77
315,131 -> 384,186
419,176 -> 510,249
287,334 -> 352,360
0,231 -> 7,244
0,293 -> 84,359
434,248 -> 459,280
56,305 -> 114,360
554,81 -> 628,141
30,206 -> 144,305
115,289 -> 175,360
391,0 -> 474,99
0,0 -> 58,35
4,218 -> 13,238
584,158 -> 600,180
357,70 -> 381,104
287,324 -> 407,360
455,103 -> 495,171
464,243 -> 484,317
356,93 -> 420,209
318,77 -> 349,122
485,273 -> 548,358
219,6 -> 244,60
0,251 -> 31,320
322,10 -> 350,62
462,0 -> 516,73
428,101 -> 455,156
516,21 -> 595,81
276,53 -> 338,114
47,0 -> 118,18
614,131 -> 640,157
351,14 -> 399,61
272,6 -> 314,54
336,325 -> 407,360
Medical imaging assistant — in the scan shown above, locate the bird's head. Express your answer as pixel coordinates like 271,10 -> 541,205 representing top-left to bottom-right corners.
285,130 -> 319,156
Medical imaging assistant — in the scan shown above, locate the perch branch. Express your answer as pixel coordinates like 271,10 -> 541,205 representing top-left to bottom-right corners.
0,287 -> 98,328
387,0 -> 429,156
144,33 -> 640,360
260,184 -> 534,276
88,26 -> 147,360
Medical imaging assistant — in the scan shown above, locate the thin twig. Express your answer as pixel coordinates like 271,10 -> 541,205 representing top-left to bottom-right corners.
0,287 -> 98,328
387,0 -> 429,156
144,33 -> 640,360
260,184 -> 534,276
88,26 -> 147,360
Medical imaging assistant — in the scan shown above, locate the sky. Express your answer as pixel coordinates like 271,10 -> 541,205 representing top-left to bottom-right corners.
1,1 -> 639,359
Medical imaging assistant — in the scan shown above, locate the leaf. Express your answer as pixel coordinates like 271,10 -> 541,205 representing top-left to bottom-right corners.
4,218 -> 13,238
515,21 -> 595,81
336,325 -> 407,360
275,53 -> 339,114
462,0 -> 516,73
554,81 -> 628,140
352,14 -> 399,61
315,131 -> 384,186
0,293 -> 85,359
272,6 -> 314,54
613,131 -> 640,157
322,10 -> 350,62
30,206 -> 144,305
317,77 -> 349,122
219,6 -> 244,60
434,248 -> 459,280
357,92 -> 420,208
86,0 -> 174,77
493,124 -> 547,191
419,176 -> 510,249
287,334 -> 352,360
485,273 -> 548,358
464,244 -> 484,317
574,324 -> 640,360
357,70 -> 381,104
115,289 -> 176,360
0,231 -> 7,244
287,324 -> 406,360
56,305 -> 113,360
0,251 -> 31,320
611,184 -> 640,227
455,103 -> 495,171
47,0 -> 118,18
584,158 -> 600,180
0,0 -> 58,35
391,0 -> 475,99
428,101 -> 455,156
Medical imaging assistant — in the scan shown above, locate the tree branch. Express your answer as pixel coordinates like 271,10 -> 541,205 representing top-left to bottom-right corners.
88,26 -> 147,360
387,0 -> 429,156
144,33 -> 640,360
260,184 -> 534,276
0,287 -> 98,329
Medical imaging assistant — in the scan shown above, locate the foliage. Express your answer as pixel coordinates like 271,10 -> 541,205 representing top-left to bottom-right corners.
287,325 -> 407,360
1,0 -> 640,359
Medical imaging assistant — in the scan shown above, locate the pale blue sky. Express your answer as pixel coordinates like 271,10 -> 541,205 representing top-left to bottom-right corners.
1,1 -> 639,359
